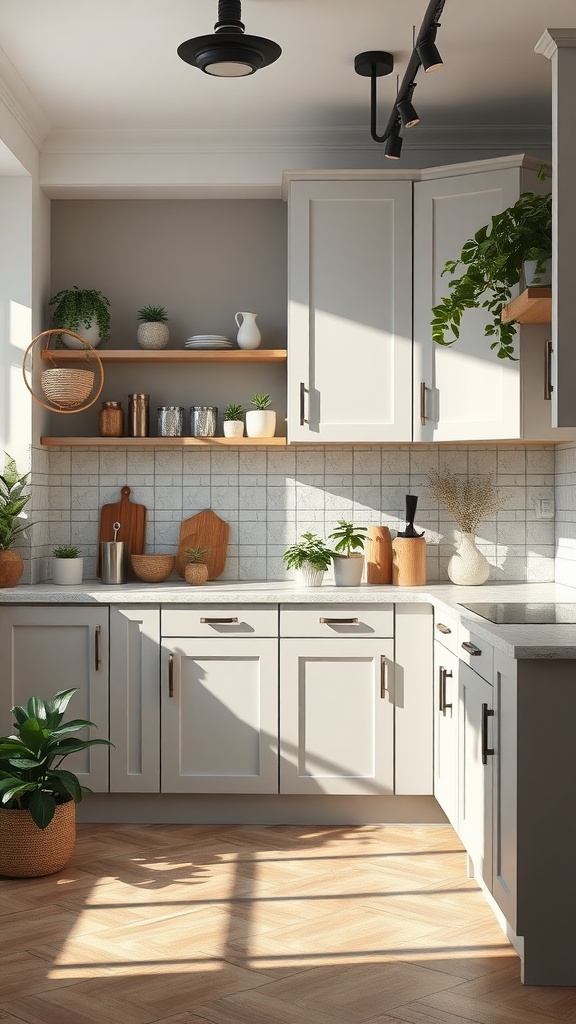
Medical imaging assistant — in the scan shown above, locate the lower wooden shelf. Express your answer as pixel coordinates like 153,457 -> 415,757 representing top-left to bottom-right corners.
501,287 -> 551,324
40,436 -> 287,448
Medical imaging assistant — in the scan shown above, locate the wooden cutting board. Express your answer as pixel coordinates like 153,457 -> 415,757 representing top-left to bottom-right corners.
97,485 -> 147,578
176,510 -> 229,580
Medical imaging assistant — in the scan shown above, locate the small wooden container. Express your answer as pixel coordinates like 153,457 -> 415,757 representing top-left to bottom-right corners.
392,536 -> 427,586
366,526 -> 392,584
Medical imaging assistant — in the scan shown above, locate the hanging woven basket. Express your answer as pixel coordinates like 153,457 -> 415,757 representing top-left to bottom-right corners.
0,799 -> 76,877
22,329 -> 104,414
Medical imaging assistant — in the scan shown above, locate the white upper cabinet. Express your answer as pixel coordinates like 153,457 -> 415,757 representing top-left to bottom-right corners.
286,177 -> 413,443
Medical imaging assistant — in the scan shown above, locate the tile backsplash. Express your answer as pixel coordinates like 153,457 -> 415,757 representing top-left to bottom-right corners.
30,443 -> 556,585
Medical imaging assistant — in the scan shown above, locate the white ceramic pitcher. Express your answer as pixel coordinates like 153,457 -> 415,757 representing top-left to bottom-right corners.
235,311 -> 261,350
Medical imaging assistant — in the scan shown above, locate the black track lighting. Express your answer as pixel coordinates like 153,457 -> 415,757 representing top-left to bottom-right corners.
384,129 -> 403,160
397,94 -> 419,129
417,25 -> 443,72
178,0 -> 281,78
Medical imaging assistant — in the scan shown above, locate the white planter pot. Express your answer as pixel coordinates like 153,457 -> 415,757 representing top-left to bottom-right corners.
245,409 -> 276,438
61,319 -> 103,349
295,562 -> 325,587
137,322 -> 169,349
523,258 -> 552,287
447,532 -> 489,586
223,420 -> 245,438
332,553 -> 364,587
52,557 -> 83,585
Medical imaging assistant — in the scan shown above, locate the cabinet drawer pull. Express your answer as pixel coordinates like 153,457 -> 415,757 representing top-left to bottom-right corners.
420,381 -> 427,426
200,617 -> 239,624
380,655 -> 388,699
436,623 -> 451,635
168,653 -> 174,698
319,617 -> 360,625
481,703 -> 494,765
299,381 -> 307,426
461,641 -> 482,656
95,625 -> 101,671
544,339 -> 553,401
439,666 -> 453,714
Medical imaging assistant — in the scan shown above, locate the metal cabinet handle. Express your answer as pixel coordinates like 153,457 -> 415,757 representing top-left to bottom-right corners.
380,655 -> 388,699
95,625 -> 101,671
544,339 -> 553,401
481,703 -> 495,765
200,617 -> 239,624
168,654 -> 174,698
461,641 -> 482,656
436,623 -> 451,635
299,382 -> 307,426
420,381 -> 427,426
319,617 -> 360,624
439,666 -> 453,714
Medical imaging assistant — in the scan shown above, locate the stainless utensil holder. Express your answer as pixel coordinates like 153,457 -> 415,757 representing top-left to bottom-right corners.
100,541 -> 128,584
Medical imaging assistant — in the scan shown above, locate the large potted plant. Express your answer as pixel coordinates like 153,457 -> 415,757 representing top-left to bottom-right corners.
328,519 -> 368,587
431,182 -> 551,360
48,285 -> 111,348
0,453 -> 33,588
0,688 -> 112,877
283,531 -> 333,587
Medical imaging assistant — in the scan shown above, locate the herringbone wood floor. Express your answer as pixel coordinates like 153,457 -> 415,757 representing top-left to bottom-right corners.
1,823 -> 575,1024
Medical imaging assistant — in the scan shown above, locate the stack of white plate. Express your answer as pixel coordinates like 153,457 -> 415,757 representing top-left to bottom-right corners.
185,335 -> 233,350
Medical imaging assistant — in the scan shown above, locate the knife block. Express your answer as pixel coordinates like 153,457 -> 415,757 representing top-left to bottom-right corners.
392,536 -> 427,587
366,526 -> 392,584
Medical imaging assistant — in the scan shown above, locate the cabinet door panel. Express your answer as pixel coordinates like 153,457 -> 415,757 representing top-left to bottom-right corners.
109,606 -> 160,793
433,642 -> 459,827
280,637 -> 394,794
161,638 -> 278,793
459,661 -> 494,890
288,180 -> 412,442
0,606 -> 109,791
492,650 -> 517,928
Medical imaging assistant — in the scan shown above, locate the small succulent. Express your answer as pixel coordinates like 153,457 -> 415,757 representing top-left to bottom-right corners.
250,393 -> 271,410
185,546 -> 209,564
137,305 -> 168,322
52,545 -> 81,558
223,403 -> 244,422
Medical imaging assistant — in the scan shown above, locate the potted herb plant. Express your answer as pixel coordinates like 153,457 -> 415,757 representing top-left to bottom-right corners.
136,304 -> 169,349
0,687 -> 112,877
0,453 -> 32,588
431,180 -> 551,360
184,546 -> 209,585
223,402 -> 245,438
52,545 -> 83,586
283,531 -> 333,587
246,394 -> 276,438
48,285 -> 111,349
328,519 -> 368,587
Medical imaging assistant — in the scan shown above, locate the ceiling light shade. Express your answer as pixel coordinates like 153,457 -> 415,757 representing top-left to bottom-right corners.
178,0 -> 281,77
417,27 -> 443,72
397,97 -> 419,128
384,130 -> 403,160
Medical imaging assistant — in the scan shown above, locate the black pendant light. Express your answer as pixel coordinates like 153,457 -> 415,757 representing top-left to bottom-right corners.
178,0 -> 281,78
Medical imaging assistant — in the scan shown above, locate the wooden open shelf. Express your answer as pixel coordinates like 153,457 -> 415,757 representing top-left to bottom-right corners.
501,287 -> 551,324
40,348 -> 287,364
40,436 -> 287,448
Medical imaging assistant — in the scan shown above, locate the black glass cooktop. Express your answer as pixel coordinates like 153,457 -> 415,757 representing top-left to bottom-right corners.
458,603 -> 576,625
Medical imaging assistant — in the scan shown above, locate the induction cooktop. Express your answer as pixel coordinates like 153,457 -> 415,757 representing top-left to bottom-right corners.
458,603 -> 576,624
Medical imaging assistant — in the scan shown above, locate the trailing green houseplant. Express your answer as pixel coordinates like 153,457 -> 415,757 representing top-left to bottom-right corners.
0,688 -> 111,829
431,179 -> 551,360
48,286 -> 111,346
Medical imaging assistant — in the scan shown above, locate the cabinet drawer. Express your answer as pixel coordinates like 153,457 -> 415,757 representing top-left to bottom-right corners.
458,624 -> 493,683
161,605 -> 278,638
280,603 -> 393,638
433,609 -> 459,657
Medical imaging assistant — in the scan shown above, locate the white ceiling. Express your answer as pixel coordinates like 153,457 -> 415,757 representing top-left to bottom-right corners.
0,0 -> 574,139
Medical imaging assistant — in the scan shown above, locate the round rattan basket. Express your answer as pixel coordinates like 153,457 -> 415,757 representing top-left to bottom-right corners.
21,329 -> 104,414
41,367 -> 95,409
0,799 -> 76,877
131,554 -> 175,583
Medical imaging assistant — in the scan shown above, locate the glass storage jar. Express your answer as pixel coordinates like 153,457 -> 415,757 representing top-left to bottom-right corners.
158,406 -> 184,437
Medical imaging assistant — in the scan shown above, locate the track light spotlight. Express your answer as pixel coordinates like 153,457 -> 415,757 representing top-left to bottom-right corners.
384,130 -> 403,160
397,95 -> 419,128
178,0 -> 281,78
417,25 -> 443,72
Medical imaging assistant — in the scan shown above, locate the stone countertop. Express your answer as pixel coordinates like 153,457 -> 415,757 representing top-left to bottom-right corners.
2,579 -> 576,659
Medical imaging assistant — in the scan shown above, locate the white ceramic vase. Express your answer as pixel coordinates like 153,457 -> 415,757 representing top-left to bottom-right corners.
52,557 -> 83,585
245,409 -> 276,438
137,322 -> 169,349
235,311 -> 261,350
223,420 -> 245,438
447,532 -> 489,586
61,319 -> 102,349
296,562 -> 325,587
332,553 -> 364,587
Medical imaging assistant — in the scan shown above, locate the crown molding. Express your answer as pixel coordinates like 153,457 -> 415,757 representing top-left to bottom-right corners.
535,29 -> 576,60
0,47 -> 51,149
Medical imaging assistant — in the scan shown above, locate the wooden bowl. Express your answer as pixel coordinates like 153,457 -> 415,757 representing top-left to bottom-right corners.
131,554 -> 175,583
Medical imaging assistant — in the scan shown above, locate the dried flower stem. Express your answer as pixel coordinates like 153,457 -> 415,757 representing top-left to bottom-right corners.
428,469 -> 508,534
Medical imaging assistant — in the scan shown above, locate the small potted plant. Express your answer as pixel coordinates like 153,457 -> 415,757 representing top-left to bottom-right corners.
51,545 -> 83,586
328,519 -> 368,587
283,531 -> 333,587
0,453 -> 32,588
431,178 -> 552,360
0,687 -> 112,877
48,285 -> 111,349
136,304 -> 169,349
222,402 -> 245,439
246,394 -> 276,438
184,546 -> 209,585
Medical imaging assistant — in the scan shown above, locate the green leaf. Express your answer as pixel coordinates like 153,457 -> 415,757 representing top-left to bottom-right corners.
26,696 -> 48,721
49,719 -> 96,738
49,688 -> 78,716
48,769 -> 82,803
0,781 -> 37,803
19,718 -> 44,754
29,790 -> 56,829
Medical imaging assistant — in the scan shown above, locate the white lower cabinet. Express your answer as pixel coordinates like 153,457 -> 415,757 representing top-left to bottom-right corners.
458,660 -> 494,892
109,606 -> 160,793
433,640 -> 459,828
0,604 -> 109,791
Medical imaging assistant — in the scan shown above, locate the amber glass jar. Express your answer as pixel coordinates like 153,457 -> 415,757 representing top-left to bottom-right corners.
98,401 -> 124,437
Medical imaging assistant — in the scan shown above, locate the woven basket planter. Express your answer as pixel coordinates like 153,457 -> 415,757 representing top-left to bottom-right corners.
0,800 -> 76,877
184,563 -> 209,585
0,549 -> 24,588
41,368 -> 95,409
